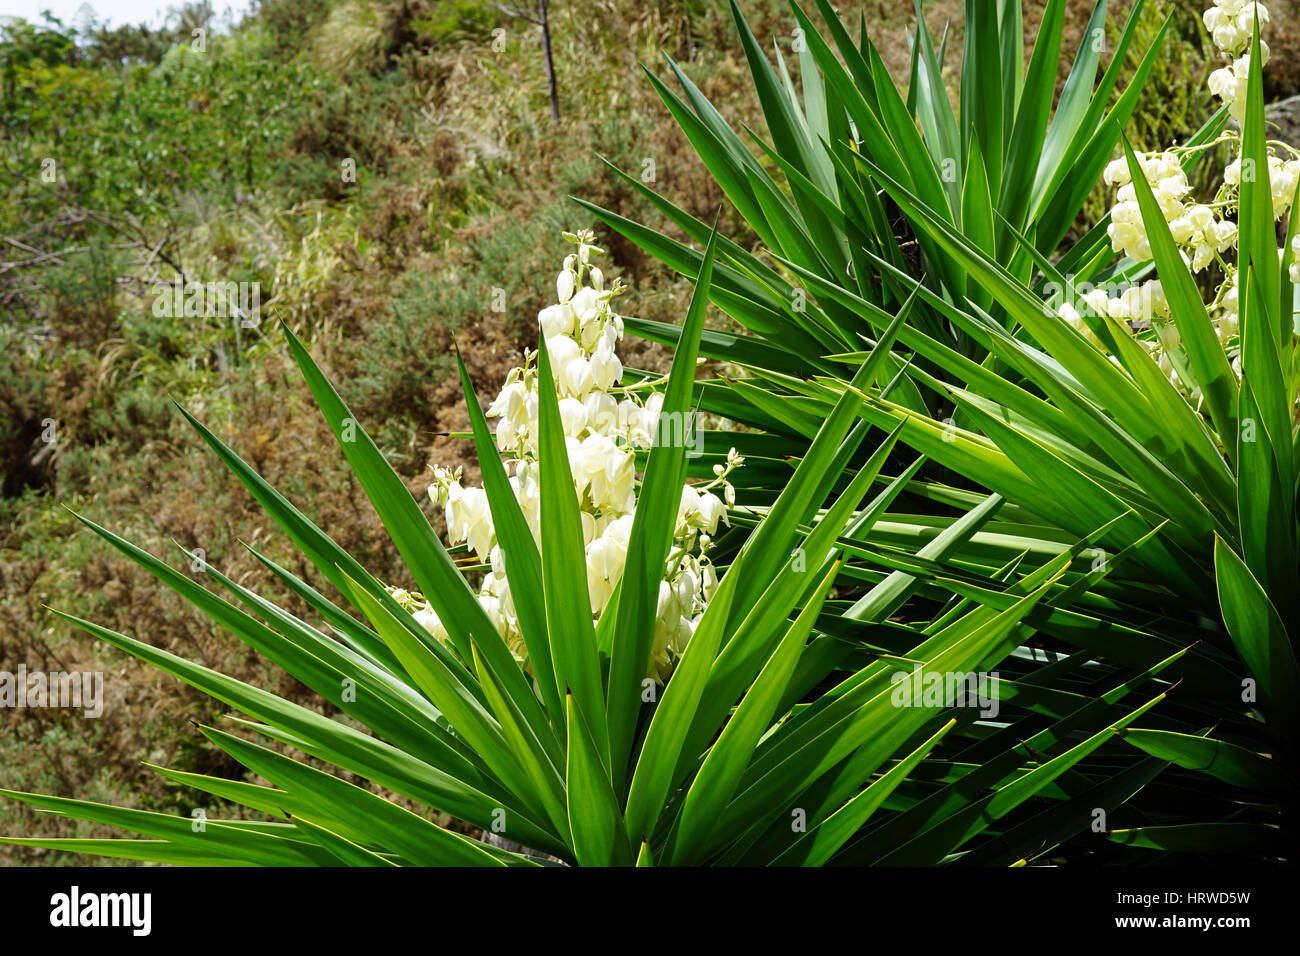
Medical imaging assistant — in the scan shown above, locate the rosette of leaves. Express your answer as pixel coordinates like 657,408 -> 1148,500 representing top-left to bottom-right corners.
583,0 -> 1295,859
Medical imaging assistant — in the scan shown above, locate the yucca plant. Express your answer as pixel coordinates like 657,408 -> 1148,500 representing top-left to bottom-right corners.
584,0 -> 1296,859
4,221 -> 1195,866
581,0 -> 1218,348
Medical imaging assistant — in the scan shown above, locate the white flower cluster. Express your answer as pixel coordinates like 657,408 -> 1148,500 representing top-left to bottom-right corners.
1204,0 -> 1269,56
1209,53 -> 1261,125
1224,153 -> 1300,218
1205,2 -> 1270,124
400,231 -> 742,681
1103,153 -> 1239,270
1084,2 -> 1293,402
1104,152 -> 1191,262
1057,280 -> 1170,347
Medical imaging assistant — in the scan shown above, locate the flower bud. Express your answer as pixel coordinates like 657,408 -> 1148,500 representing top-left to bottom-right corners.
557,269 -> 575,303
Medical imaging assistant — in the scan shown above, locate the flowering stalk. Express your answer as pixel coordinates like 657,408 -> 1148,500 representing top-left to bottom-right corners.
1061,1 -> 1294,402
400,231 -> 741,680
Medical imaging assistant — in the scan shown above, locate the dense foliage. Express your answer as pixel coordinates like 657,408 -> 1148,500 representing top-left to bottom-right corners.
1,0 -> 1296,866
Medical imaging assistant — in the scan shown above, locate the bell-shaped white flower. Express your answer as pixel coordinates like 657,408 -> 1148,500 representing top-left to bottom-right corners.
538,304 -> 572,339
577,313 -> 604,350
562,355 -> 595,397
558,396 -> 589,436
589,344 -> 622,390
557,269 -> 576,303
585,391 -> 618,435
413,606 -> 448,644
697,491 -> 726,535
546,334 -> 580,371
677,484 -> 701,530
570,286 -> 600,321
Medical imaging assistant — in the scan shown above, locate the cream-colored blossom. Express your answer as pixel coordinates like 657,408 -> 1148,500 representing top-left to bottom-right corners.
416,232 -> 740,680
